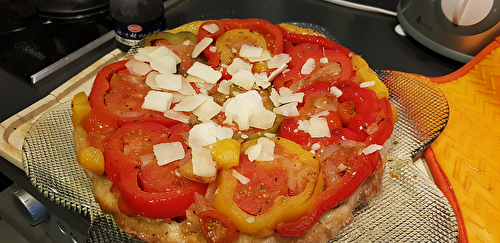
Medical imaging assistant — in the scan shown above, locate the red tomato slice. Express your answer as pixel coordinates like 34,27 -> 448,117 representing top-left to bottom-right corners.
336,80 -> 381,136
277,151 -> 379,237
198,18 -> 285,77
88,60 -> 179,127
232,157 -> 289,215
279,81 -> 392,149
153,40 -> 197,72
139,160 -> 192,193
276,83 -> 392,237
273,43 -> 354,92
104,122 -> 208,219
279,82 -> 368,147
273,43 -> 323,90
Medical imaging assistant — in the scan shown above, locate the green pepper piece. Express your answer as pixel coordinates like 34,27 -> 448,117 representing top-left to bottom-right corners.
141,31 -> 198,47
232,114 -> 283,141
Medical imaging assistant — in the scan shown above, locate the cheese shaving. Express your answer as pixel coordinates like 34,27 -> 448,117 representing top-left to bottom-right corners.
191,147 -> 217,177
360,81 -> 376,88
154,142 -> 185,166
301,58 -> 316,74
239,44 -> 263,58
362,144 -> 383,154
232,170 -> 250,184
187,62 -> 222,84
245,137 -> 275,162
330,86 -> 343,97
126,58 -> 152,76
202,23 -> 220,33
192,37 -> 213,58
142,90 -> 173,112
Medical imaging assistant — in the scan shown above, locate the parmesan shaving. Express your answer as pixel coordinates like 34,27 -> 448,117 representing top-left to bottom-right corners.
245,137 -> 275,162
188,121 -> 234,148
154,142 -> 185,166
202,23 -> 220,33
330,86 -> 343,97
227,58 -> 253,76
246,50 -> 272,62
150,55 -> 177,74
232,170 -> 250,184
273,102 -> 300,117
191,147 -> 217,177
148,45 -> 181,64
192,98 -> 221,122
145,71 -> 161,90
142,90 -> 173,112
187,62 -> 222,84
163,110 -> 190,124
134,46 -> 157,62
301,58 -> 316,74
156,74 -> 183,91
362,144 -> 383,154
192,37 -> 213,58
126,58 -> 152,76
360,81 -> 376,88
268,53 -> 291,69
239,44 -> 263,58
308,117 -> 331,138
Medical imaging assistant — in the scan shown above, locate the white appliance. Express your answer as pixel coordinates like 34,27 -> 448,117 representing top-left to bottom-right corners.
397,0 -> 500,63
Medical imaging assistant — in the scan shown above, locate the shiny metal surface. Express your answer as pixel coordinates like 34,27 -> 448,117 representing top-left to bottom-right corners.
31,31 -> 115,84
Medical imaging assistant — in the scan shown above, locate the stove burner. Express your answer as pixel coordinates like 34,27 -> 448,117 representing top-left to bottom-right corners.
0,7 -> 114,84
36,0 -> 110,21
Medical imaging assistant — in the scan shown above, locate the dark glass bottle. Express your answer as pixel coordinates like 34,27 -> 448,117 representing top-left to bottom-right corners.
110,0 -> 166,52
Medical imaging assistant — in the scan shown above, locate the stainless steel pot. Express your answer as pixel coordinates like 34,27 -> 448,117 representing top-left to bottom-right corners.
35,0 -> 110,20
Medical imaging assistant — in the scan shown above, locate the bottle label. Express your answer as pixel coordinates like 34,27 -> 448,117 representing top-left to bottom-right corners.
114,16 -> 165,47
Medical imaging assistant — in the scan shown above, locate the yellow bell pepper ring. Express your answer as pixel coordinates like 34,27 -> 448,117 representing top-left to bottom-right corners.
213,137 -> 324,235
71,92 -> 105,175
352,55 -> 389,99
208,138 -> 241,169
76,146 -> 105,175
71,92 -> 92,131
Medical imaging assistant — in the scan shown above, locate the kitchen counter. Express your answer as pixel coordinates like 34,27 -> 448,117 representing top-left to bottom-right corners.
0,0 -> 464,241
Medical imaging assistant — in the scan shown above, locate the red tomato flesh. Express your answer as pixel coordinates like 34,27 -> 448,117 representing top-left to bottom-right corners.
232,157 -> 289,216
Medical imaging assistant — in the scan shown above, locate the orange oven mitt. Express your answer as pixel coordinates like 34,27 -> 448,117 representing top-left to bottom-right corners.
422,37 -> 500,243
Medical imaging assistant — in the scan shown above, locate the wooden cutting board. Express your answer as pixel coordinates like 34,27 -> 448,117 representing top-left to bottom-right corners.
0,49 -> 125,170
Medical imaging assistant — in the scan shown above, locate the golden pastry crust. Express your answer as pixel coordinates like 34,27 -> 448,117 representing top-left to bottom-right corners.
85,154 -> 385,243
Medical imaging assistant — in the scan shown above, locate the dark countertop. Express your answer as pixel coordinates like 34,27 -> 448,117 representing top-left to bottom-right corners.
0,0 -> 464,239
0,0 -> 464,123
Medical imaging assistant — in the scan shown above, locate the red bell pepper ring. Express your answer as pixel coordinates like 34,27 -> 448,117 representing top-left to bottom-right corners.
276,151 -> 379,237
104,122 -> 208,218
88,60 -> 179,128
276,80 -> 393,236
366,97 -> 394,146
279,81 -> 385,146
273,43 -> 354,91
278,83 -> 367,146
280,26 -> 353,55
119,168 -> 207,219
197,18 -> 285,77
336,80 -> 393,145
